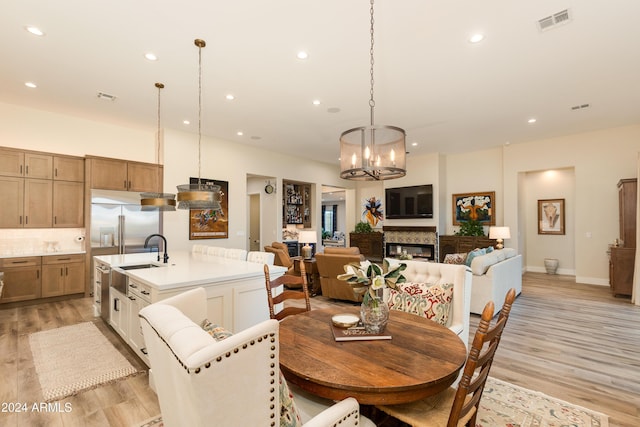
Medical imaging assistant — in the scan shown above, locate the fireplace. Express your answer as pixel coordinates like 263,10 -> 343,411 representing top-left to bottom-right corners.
382,226 -> 437,262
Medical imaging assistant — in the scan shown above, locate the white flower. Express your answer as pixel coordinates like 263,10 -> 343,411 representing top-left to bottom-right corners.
371,275 -> 385,290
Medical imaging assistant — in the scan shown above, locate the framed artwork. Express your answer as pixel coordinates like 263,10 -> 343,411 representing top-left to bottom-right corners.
189,177 -> 229,240
538,198 -> 565,235
362,196 -> 384,228
452,191 -> 495,226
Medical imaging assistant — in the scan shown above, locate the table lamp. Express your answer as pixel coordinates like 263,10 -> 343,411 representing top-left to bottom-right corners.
489,226 -> 511,249
298,230 -> 317,259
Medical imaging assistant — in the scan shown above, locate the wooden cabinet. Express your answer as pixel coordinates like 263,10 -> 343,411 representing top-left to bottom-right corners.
438,235 -> 497,262
0,257 -> 42,303
53,181 -> 84,227
90,157 -> 160,192
53,156 -> 85,182
41,254 -> 85,297
0,147 -> 84,228
617,179 -> 636,248
283,181 -> 311,227
24,179 -> 53,227
609,247 -> 634,297
349,232 -> 384,262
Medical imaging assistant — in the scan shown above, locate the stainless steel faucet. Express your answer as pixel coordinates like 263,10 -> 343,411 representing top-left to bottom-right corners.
144,234 -> 169,263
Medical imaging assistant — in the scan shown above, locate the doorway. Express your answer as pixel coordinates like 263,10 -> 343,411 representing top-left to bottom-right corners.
249,194 -> 260,251
321,185 -> 347,242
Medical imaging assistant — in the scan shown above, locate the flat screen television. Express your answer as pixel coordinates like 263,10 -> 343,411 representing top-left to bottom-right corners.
385,184 -> 433,219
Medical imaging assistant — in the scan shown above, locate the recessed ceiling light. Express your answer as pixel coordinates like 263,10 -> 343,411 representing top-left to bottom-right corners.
528,118 -> 537,124
469,33 -> 484,43
144,52 -> 158,61
183,120 -> 190,125
411,142 -> 418,147
25,26 -> 45,36
297,51 -> 308,60
236,131 -> 243,136
226,94 -> 235,100
25,82 -> 37,88
312,100 -> 321,106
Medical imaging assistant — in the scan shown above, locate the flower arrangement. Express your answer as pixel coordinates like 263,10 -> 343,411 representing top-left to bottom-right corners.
337,259 -> 407,299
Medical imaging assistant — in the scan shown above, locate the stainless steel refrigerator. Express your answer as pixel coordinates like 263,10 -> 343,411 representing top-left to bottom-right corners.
90,189 -> 161,255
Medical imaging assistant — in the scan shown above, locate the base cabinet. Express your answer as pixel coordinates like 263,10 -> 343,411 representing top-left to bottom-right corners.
609,247 -> 634,297
438,235 -> 497,262
0,257 -> 42,303
349,232 -> 384,262
41,254 -> 85,297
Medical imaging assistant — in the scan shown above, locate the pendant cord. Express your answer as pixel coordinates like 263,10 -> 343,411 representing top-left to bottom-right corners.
156,83 -> 163,165
369,0 -> 375,127
197,43 -> 203,184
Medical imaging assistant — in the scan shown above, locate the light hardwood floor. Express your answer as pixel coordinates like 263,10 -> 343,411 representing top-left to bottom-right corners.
0,273 -> 638,426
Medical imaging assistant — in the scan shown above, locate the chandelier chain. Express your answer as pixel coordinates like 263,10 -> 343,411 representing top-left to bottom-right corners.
369,0 -> 375,125
156,83 -> 162,165
197,42 -> 203,182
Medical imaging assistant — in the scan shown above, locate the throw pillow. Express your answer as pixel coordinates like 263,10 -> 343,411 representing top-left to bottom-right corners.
465,248 -> 486,267
486,246 -> 494,253
443,253 -> 467,265
201,319 -> 303,427
387,282 -> 454,326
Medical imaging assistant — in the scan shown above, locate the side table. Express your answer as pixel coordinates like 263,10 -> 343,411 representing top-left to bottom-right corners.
293,257 -> 321,296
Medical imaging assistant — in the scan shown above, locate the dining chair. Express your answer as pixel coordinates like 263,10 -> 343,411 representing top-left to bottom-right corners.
247,251 -> 275,265
264,263 -> 311,320
224,248 -> 248,260
206,246 -> 226,257
191,244 -> 207,254
375,287 -> 517,427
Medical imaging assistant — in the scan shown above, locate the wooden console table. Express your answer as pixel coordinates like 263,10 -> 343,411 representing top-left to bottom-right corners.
349,232 -> 383,262
438,235 -> 497,262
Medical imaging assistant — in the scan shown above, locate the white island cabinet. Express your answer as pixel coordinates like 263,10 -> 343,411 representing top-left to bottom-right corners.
94,251 -> 286,366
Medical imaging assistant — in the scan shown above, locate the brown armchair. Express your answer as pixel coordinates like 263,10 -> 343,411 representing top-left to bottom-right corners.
263,242 -> 300,280
315,247 -> 366,302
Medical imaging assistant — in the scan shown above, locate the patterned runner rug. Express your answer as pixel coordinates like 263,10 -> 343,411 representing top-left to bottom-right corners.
478,377 -> 609,427
135,377 -> 608,427
29,321 -> 139,402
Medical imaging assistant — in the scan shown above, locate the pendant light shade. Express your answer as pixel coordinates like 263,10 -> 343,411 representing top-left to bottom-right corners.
176,39 -> 222,210
140,82 -> 177,211
339,0 -> 406,181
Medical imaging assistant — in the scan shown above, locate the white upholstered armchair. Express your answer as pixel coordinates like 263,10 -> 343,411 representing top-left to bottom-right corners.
139,287 -> 372,427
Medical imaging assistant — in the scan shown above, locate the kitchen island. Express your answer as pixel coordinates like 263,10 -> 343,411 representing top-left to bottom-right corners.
94,251 -> 286,366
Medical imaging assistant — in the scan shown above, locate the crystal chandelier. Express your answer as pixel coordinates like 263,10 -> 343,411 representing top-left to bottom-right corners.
339,0 -> 406,180
140,82 -> 177,211
176,39 -> 222,210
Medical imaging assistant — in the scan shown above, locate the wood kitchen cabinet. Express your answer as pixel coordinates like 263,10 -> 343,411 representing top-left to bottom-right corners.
0,148 -> 53,179
0,257 -> 42,303
89,156 -> 160,192
53,156 -> 85,182
41,254 -> 85,297
53,181 -> 84,227
24,179 -> 53,227
609,247 -> 634,297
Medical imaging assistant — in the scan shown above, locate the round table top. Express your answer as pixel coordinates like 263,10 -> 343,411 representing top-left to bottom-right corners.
279,306 -> 467,405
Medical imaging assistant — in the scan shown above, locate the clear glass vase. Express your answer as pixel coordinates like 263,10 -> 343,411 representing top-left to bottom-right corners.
360,290 -> 389,334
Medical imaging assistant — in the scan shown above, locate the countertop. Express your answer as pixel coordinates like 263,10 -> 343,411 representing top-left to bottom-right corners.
0,250 -> 86,259
94,251 -> 286,290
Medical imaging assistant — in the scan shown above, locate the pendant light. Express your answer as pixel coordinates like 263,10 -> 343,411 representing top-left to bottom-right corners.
140,82 -> 177,211
176,39 -> 222,210
339,0 -> 406,180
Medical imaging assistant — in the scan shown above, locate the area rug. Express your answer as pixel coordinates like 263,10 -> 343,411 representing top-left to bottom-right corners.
135,377 -> 608,427
477,377 -> 609,427
28,321 -> 139,402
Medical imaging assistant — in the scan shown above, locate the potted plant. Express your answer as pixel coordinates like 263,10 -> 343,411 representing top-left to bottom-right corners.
353,221 -> 374,234
455,220 -> 485,236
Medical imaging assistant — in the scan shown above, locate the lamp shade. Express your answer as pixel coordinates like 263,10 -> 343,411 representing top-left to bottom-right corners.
340,125 -> 406,180
298,230 -> 317,244
489,226 -> 511,240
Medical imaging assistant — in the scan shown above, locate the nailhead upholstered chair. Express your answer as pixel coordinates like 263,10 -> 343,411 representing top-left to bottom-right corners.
206,246 -> 227,257
375,288 -> 517,427
224,248 -> 248,260
139,287 -> 372,427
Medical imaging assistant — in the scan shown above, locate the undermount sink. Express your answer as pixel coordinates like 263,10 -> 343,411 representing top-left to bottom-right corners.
119,264 -> 161,270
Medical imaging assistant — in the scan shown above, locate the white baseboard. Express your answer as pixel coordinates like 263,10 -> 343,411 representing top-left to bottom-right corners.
525,266 -> 610,287
575,276 -> 610,286
526,266 -> 575,276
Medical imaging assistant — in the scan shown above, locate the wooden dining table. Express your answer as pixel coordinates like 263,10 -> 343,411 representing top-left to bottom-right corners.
279,306 -> 467,405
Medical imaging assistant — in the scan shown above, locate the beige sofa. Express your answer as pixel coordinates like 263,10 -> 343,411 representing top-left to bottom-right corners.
385,259 -> 472,345
466,248 -> 522,315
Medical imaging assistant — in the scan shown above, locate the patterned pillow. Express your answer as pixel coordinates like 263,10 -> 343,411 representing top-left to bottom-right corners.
443,253 -> 467,264
201,319 -> 302,427
387,282 -> 454,326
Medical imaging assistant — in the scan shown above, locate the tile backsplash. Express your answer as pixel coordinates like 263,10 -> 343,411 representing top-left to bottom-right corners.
0,228 -> 86,255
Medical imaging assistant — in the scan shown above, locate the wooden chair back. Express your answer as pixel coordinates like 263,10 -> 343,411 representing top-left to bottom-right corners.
447,287 -> 517,427
263,263 -> 311,321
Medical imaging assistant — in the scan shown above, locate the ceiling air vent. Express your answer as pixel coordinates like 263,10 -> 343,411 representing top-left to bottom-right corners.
97,91 -> 117,101
538,9 -> 571,32
570,103 -> 590,111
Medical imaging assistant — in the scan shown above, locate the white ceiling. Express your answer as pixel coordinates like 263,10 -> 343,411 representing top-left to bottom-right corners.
2,1 -> 639,165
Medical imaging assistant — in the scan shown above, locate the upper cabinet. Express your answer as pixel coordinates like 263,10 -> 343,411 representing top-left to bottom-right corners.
0,147 -> 84,228
283,181 -> 311,228
89,156 -> 160,192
